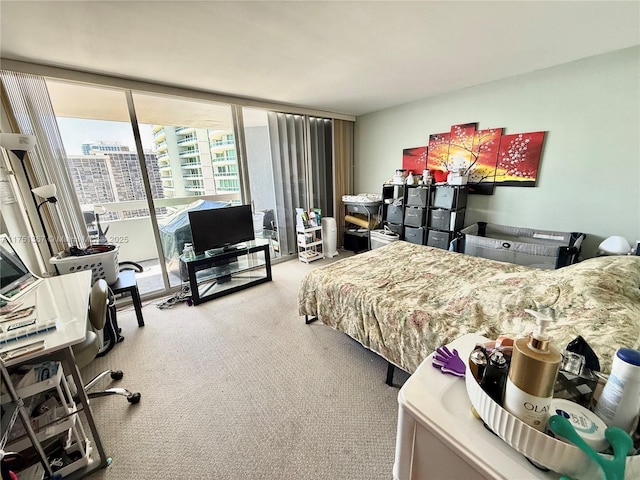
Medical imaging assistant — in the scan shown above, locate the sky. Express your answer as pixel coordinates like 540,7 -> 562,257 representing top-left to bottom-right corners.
56,117 -> 155,155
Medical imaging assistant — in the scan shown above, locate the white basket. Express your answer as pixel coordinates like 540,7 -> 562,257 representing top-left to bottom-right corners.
50,245 -> 119,285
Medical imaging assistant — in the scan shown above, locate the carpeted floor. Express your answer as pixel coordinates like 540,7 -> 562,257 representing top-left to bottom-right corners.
83,253 -> 409,479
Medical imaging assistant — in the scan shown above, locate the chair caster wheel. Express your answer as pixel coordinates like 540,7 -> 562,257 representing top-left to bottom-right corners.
111,370 -> 124,380
128,392 -> 141,404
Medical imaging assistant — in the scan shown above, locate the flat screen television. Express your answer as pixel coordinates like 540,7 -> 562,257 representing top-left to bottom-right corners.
188,205 -> 255,254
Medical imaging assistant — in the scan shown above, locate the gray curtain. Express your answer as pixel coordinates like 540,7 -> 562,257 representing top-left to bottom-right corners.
267,112 -> 307,255
309,117 -> 333,218
267,112 -> 334,256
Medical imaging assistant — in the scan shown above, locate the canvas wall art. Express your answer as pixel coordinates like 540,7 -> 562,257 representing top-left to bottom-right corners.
413,123 -> 545,194
495,131 -> 545,186
402,146 -> 427,174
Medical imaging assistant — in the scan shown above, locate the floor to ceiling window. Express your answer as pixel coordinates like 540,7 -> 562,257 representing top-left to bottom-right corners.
5,69 -> 339,298
47,80 -> 167,295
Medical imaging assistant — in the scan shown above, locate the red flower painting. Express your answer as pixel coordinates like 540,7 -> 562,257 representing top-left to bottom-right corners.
402,146 -> 427,174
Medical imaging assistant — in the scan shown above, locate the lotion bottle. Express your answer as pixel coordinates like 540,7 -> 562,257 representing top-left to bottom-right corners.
503,308 -> 562,431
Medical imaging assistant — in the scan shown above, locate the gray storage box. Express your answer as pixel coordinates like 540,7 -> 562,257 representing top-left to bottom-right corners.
433,185 -> 468,209
405,226 -> 426,245
404,206 -> 426,227
406,187 -> 429,207
386,204 -> 404,224
429,208 -> 466,232
427,230 -> 455,250
461,222 -> 585,269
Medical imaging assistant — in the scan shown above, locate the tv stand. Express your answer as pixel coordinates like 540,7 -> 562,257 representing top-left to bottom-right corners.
181,239 -> 272,305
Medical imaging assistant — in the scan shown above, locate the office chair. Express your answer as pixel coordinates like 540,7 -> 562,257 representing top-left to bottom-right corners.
72,279 -> 141,404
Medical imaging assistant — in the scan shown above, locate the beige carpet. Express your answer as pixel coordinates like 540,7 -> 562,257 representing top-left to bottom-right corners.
83,253 -> 409,479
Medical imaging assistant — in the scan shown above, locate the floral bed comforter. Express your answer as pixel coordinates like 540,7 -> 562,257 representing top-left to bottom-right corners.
298,241 -> 640,374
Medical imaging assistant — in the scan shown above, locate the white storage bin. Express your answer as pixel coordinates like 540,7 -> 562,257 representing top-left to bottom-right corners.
370,228 -> 400,249
50,245 -> 119,284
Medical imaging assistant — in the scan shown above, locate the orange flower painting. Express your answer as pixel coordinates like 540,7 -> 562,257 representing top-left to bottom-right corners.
402,146 -> 427,174
417,123 -> 545,193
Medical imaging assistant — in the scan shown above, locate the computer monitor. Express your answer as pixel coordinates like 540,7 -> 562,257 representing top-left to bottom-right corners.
0,234 -> 42,301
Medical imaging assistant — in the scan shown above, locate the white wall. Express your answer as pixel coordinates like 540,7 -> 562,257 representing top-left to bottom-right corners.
354,47 -> 640,258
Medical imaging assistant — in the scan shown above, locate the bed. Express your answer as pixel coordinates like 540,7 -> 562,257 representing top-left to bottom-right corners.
298,241 -> 640,381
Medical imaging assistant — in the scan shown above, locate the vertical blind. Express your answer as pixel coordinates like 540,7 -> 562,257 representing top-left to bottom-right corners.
1,70 -> 89,257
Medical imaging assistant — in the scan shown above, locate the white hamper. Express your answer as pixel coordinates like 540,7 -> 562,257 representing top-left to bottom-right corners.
50,245 -> 120,284
461,222 -> 584,269
370,228 -> 400,249
322,217 -> 338,258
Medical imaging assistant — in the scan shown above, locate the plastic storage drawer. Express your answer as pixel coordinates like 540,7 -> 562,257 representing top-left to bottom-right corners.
406,187 -> 429,207
404,207 -> 426,227
429,208 -> 466,232
427,230 -> 455,250
433,186 -> 468,209
405,226 -> 426,245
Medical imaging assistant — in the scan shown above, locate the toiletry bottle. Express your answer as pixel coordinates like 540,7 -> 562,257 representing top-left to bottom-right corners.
480,350 -> 508,404
503,308 -> 562,431
593,348 -> 640,433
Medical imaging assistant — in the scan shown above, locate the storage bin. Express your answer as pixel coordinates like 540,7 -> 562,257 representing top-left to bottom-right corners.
427,230 -> 455,250
385,204 -> 404,224
404,206 -> 426,227
406,187 -> 429,207
370,228 -> 400,249
429,208 -> 466,232
50,245 -> 120,284
433,185 -> 468,209
460,222 -> 585,269
404,226 -> 426,245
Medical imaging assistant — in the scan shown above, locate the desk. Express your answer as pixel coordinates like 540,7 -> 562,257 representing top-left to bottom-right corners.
393,333 -> 557,480
0,271 -> 109,478
110,269 -> 144,327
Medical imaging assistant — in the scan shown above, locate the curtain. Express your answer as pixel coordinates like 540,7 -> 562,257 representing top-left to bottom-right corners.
267,112 -> 336,255
332,119 -> 354,247
0,70 -> 89,260
267,112 -> 307,255
309,117 -> 333,218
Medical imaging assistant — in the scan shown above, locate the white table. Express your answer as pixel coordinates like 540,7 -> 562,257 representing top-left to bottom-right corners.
393,333 -> 558,480
0,271 -> 109,478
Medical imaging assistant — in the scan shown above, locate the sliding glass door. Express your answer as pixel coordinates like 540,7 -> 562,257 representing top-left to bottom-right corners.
131,92 -> 241,288
46,80 -> 165,294
20,74 -> 335,298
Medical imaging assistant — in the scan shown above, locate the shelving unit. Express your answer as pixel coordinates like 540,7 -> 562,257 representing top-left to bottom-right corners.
297,225 -> 323,263
343,200 -> 382,253
0,360 -> 92,478
380,183 -> 467,250
181,239 -> 272,305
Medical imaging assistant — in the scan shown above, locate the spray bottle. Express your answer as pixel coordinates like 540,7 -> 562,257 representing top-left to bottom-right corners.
503,308 -> 562,431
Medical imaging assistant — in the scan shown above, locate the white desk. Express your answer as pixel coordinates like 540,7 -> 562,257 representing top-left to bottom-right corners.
393,333 -> 558,480
0,271 -> 109,478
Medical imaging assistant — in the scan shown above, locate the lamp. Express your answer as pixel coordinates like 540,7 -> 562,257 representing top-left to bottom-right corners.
0,133 -> 55,258
598,236 -> 631,256
30,184 -> 58,258
31,184 -> 58,208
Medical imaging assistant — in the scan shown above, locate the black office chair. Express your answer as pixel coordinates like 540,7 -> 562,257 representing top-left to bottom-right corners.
72,279 -> 141,404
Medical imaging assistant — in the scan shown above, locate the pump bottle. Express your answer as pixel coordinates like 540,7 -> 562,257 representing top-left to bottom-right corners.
503,309 -> 562,431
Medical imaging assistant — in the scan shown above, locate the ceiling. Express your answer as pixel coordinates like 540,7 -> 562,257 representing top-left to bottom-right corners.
1,1 -> 639,117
